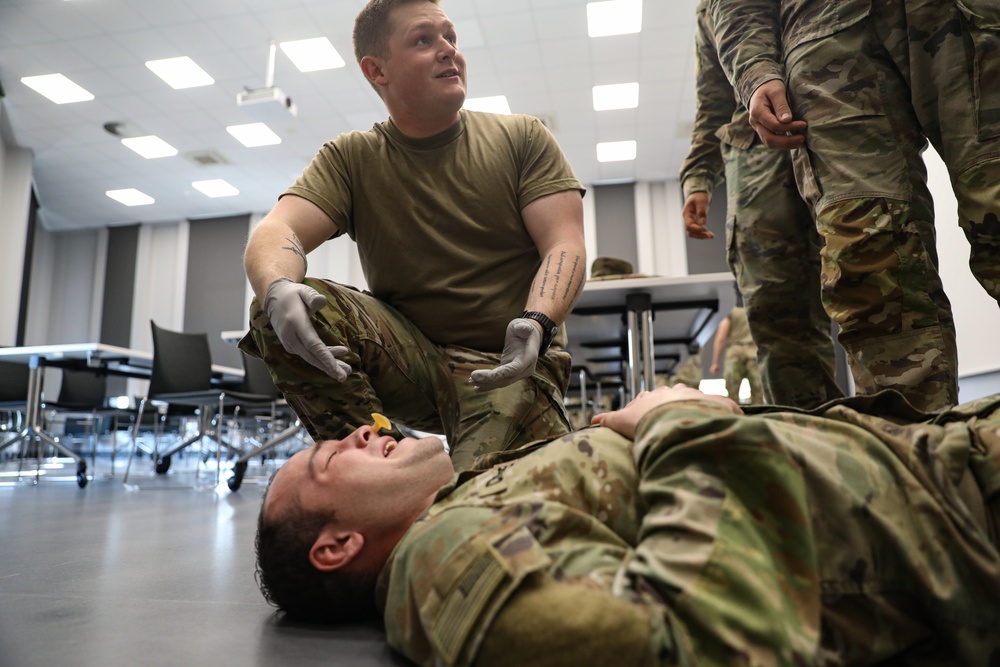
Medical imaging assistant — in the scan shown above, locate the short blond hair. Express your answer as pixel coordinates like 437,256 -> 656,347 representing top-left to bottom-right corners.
352,0 -> 441,65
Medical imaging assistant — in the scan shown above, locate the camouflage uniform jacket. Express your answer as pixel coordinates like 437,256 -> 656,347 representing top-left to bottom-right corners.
679,0 -> 758,201
377,391 -> 1000,666
707,0 -> 871,106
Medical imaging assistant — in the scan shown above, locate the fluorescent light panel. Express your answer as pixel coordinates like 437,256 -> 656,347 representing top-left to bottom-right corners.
20,73 -> 94,104
192,179 -> 239,198
463,95 -> 511,115
596,140 -> 637,162
121,135 -> 178,159
587,0 -> 643,37
593,82 -> 639,110
106,188 -> 155,206
145,56 -> 214,89
226,122 -> 281,147
279,37 -> 346,72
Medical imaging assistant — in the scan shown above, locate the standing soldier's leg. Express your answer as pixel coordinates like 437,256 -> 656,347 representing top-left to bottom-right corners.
725,143 -> 842,407
900,0 -> 1000,306
785,20 -> 958,411
723,347 -> 744,403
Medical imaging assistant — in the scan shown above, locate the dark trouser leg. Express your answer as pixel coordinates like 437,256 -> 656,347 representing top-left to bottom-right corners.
724,142 -> 842,407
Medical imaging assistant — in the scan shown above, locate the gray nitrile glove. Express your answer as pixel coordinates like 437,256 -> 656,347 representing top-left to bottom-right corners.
469,318 -> 542,392
263,278 -> 351,382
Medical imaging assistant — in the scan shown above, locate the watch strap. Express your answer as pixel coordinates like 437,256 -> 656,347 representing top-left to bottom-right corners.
521,311 -> 558,355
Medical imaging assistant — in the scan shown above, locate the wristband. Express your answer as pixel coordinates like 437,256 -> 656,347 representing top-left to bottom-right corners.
521,311 -> 558,355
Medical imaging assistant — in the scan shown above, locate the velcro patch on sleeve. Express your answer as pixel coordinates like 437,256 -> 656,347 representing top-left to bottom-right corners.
424,527 -> 551,665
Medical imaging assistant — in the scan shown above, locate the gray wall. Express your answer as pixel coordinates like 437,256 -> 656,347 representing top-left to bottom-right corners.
101,224 -> 138,348
183,215 -> 250,369
593,183 -> 639,269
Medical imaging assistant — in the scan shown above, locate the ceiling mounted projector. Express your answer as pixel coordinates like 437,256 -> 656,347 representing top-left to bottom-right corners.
237,86 -> 297,116
237,41 -> 298,117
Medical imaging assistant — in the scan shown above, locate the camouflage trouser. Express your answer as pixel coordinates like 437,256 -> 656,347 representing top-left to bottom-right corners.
723,342 -> 764,404
784,0 -> 1000,411
668,353 -> 704,389
723,140 -> 843,408
239,278 -> 572,470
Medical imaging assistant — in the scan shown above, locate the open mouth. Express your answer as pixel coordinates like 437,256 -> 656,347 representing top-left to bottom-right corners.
383,439 -> 397,457
436,69 -> 459,79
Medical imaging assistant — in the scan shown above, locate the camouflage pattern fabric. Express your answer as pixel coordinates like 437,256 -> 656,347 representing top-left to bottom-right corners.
721,308 -> 763,403
668,353 -> 704,389
722,140 -> 841,407
682,1 -> 841,409
723,344 -> 764,405
239,278 -> 572,470
709,0 -> 1000,412
378,390 -> 1000,666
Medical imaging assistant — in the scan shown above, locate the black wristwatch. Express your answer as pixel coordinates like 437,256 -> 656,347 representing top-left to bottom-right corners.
522,311 -> 558,355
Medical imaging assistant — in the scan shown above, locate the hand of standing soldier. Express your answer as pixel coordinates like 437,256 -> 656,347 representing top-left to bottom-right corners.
469,318 -> 542,392
263,278 -> 352,382
683,192 -> 715,239
748,79 -> 808,150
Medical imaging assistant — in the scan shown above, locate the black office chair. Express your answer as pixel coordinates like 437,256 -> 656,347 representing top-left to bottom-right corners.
46,369 -> 143,481
226,352 -> 310,491
0,360 -> 31,459
121,321 -> 276,486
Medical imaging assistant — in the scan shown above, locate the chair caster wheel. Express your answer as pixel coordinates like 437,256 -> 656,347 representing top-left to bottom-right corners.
154,454 -> 172,474
76,461 -> 88,488
228,461 -> 247,491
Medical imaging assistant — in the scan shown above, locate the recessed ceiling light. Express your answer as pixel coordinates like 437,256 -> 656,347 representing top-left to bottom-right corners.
596,140 -> 637,162
121,135 -> 178,159
587,0 -> 643,37
226,122 -> 281,147
463,95 -> 511,115
192,179 -> 239,198
279,37 -> 346,72
20,74 -> 94,104
106,188 -> 155,206
593,82 -> 639,110
145,56 -> 215,89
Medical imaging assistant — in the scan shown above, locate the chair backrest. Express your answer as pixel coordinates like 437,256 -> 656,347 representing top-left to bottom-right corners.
56,369 -> 108,407
0,360 -> 31,403
240,352 -> 280,399
148,321 -> 214,396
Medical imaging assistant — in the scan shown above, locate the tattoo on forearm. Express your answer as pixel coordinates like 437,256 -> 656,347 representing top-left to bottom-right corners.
549,251 -> 567,299
540,252 -> 585,304
571,274 -> 585,302
562,254 -> 581,300
281,234 -> 307,270
538,256 -> 552,298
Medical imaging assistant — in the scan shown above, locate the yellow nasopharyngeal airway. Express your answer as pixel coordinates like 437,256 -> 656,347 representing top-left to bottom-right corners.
371,412 -> 390,434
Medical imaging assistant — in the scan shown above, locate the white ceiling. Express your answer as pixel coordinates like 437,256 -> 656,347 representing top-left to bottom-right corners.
0,0 -> 699,232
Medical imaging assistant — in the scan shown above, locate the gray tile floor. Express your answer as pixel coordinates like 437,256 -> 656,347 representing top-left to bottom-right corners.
0,456 -> 410,667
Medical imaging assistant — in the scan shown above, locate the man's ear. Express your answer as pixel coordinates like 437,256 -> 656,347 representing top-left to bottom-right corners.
360,55 -> 387,88
310,527 -> 364,572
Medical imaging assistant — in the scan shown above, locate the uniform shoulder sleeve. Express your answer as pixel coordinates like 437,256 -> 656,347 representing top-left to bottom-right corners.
679,2 -> 734,195
511,114 -> 585,210
282,134 -> 359,239
381,508 -> 553,666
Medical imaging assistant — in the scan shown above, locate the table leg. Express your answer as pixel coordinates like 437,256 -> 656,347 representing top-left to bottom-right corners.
14,361 -> 88,487
625,293 -> 654,399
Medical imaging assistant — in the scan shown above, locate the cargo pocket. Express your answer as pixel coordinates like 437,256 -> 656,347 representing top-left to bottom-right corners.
955,0 -> 1000,139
